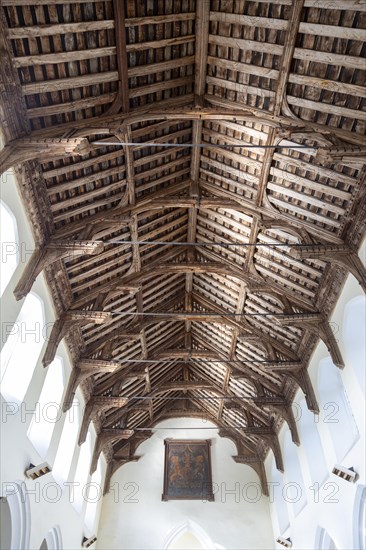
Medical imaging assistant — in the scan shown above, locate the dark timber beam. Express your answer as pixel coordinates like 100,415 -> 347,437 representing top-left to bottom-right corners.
90,429 -> 134,475
43,311 -> 112,368
14,241 -> 104,301
276,313 -> 345,369
62,360 -> 121,412
111,0 -> 129,114
21,103 -> 365,147
79,397 -> 130,446
0,137 -> 91,175
289,244 -> 366,293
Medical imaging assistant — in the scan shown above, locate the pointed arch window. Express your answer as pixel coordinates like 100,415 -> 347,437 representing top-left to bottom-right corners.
52,398 -> 80,485
27,356 -> 65,459
73,432 -> 92,513
283,430 -> 307,516
1,292 -> 45,403
298,398 -> 328,485
315,527 -> 339,550
353,485 -> 366,550
84,459 -> 103,532
317,357 -> 359,461
343,295 -> 366,395
0,200 -> 19,297
270,455 -> 290,535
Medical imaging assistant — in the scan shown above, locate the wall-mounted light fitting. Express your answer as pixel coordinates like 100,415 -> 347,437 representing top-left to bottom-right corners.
332,464 -> 358,482
82,535 -> 97,548
276,537 -> 292,548
25,462 -> 51,480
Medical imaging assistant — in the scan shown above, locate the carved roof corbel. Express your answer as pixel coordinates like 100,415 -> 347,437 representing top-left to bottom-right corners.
315,145 -> 366,167
233,456 -> 269,497
43,310 -> 112,368
62,360 -> 121,412
0,136 -> 91,175
217,428 -> 269,496
286,367 -> 319,414
264,402 -> 300,446
242,426 -> 284,473
14,240 -> 104,301
289,244 -> 366,293
103,456 -> 141,495
276,313 -> 344,369
90,428 -> 134,475
79,397 -> 130,445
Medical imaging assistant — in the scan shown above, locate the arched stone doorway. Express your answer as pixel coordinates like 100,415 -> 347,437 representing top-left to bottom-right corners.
164,520 -> 223,550
0,481 -> 31,550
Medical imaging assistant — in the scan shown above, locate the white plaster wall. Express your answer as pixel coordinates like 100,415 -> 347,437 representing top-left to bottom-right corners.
265,239 -> 366,550
96,418 -> 275,550
1,167 -> 106,549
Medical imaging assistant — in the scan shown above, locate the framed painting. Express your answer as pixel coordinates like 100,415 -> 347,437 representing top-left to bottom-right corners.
162,439 -> 214,501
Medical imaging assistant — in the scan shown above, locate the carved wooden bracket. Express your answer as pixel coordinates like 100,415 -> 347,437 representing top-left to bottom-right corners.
14,240 -> 104,301
276,313 -> 344,368
217,427 -> 270,495
315,145 -> 366,167
290,244 -> 366,293
82,327 -> 142,359
62,360 -> 121,412
286,367 -> 319,413
0,136 -> 91,175
90,428 -> 134,475
103,456 -> 141,495
43,310 -> 112,368
79,397 -> 129,445
264,403 -> 300,446
102,431 -> 153,494
233,455 -> 269,497
244,427 -> 284,473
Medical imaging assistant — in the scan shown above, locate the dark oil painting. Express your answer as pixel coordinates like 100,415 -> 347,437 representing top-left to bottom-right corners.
162,439 -> 214,501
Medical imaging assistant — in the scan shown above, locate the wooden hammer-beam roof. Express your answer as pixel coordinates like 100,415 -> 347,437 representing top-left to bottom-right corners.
1,0 -> 365,492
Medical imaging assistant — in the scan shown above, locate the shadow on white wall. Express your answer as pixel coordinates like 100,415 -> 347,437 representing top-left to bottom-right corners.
314,526 -> 338,549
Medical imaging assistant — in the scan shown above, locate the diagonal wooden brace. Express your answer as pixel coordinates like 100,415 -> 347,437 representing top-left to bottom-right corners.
14,240 -> 104,301
62,359 -> 121,412
287,367 -> 319,413
233,455 -> 269,497
277,313 -> 344,369
266,403 -> 300,446
43,310 -> 112,368
79,397 -> 129,445
289,244 -> 366,293
90,429 -> 134,474
0,136 -> 91,175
